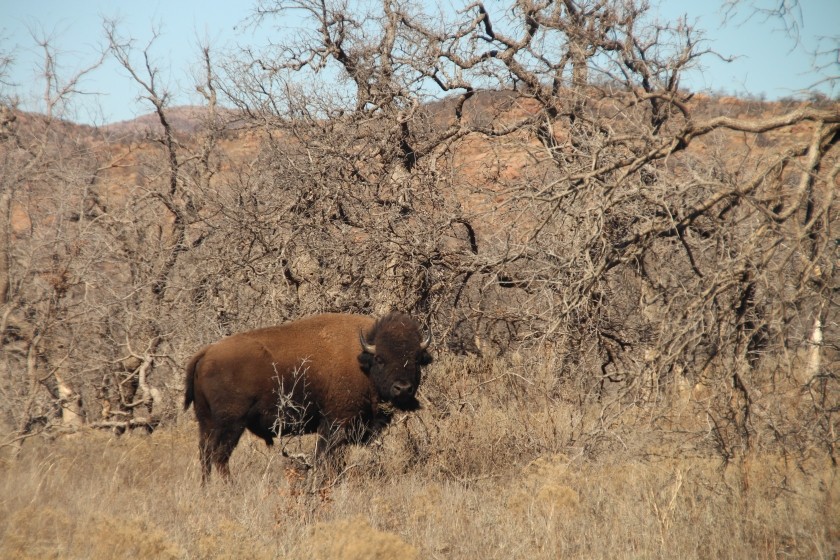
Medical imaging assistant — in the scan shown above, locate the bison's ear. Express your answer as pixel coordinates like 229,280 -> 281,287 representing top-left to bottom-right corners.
358,351 -> 374,374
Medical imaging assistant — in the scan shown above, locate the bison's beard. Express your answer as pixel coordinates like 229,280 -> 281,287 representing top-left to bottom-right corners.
379,395 -> 421,414
392,395 -> 421,411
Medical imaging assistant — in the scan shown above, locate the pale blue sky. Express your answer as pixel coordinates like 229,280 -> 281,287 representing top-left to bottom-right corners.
1,0 -> 837,125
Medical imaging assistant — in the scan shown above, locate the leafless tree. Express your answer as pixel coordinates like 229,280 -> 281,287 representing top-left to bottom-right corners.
0,41 -> 106,445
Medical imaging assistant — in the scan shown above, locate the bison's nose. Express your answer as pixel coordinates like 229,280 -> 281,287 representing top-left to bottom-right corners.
391,380 -> 415,398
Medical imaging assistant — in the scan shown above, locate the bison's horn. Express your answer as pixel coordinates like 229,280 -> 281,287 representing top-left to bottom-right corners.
420,331 -> 431,350
359,331 -> 376,354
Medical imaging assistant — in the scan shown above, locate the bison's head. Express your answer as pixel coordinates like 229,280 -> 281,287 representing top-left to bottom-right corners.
358,312 -> 432,411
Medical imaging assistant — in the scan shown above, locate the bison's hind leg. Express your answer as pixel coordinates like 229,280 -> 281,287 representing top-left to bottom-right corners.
198,427 -> 213,484
199,420 -> 246,483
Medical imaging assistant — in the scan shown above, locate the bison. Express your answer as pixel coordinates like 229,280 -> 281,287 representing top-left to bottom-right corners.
184,312 -> 432,483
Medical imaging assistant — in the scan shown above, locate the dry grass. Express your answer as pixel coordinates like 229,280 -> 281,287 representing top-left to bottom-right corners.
1,355 -> 837,559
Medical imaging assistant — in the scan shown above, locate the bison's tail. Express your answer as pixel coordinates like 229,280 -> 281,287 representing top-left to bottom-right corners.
184,348 -> 205,411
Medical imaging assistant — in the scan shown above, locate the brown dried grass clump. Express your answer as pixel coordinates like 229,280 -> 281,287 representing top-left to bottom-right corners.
507,454 -> 580,517
1,507 -> 183,560
301,516 -> 419,560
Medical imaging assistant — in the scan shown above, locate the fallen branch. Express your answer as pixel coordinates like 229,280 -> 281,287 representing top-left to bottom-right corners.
88,418 -> 157,432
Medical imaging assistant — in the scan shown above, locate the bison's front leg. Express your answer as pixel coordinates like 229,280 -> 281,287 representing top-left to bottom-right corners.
308,419 -> 349,493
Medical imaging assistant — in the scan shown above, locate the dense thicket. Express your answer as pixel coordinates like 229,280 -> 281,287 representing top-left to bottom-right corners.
1,0 -> 837,466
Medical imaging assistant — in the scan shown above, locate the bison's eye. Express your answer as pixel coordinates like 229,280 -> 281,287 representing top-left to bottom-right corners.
418,350 -> 433,366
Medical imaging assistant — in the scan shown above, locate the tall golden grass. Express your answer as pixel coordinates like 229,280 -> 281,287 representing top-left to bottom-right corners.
1,354 -> 837,559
